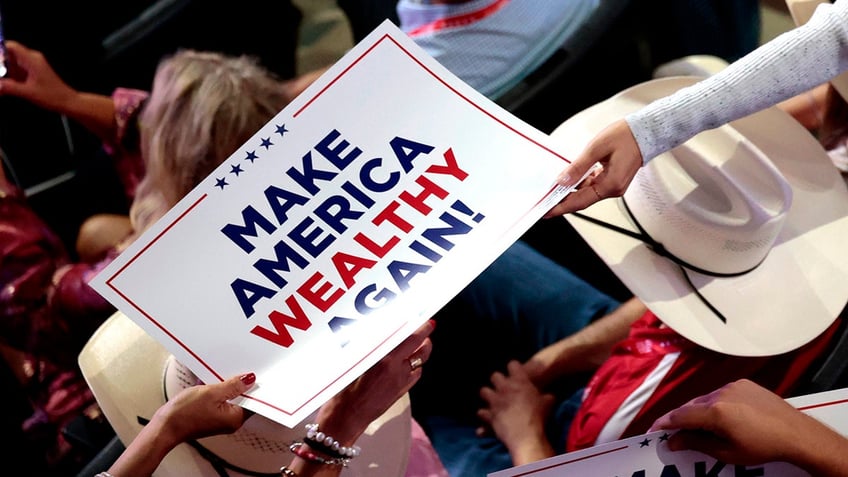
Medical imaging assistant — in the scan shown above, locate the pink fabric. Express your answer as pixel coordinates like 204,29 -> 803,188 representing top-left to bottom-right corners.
405,418 -> 450,477
103,88 -> 149,201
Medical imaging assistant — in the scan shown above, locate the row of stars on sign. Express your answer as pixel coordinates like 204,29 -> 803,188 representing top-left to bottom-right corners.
215,124 -> 289,190
639,433 -> 670,448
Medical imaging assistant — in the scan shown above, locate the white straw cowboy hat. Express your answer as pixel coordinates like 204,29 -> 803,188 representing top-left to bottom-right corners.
78,312 -> 412,477
551,76 -> 848,357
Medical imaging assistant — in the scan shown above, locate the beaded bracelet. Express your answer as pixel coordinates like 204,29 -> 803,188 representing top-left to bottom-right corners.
303,423 -> 361,459
290,441 -> 350,467
279,466 -> 298,477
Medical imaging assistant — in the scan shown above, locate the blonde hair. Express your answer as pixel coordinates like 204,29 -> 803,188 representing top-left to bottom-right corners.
129,50 -> 289,233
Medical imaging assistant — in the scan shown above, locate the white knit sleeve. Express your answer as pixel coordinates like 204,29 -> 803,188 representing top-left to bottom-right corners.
626,0 -> 848,163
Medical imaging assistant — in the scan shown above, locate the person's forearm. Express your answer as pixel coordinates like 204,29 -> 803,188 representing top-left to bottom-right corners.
285,456 -> 344,477
787,415 -> 848,477
106,417 -> 182,477
627,0 -> 848,162
524,298 -> 645,387
284,396 -> 370,477
54,90 -> 117,142
508,433 -> 557,466
313,393 -> 371,447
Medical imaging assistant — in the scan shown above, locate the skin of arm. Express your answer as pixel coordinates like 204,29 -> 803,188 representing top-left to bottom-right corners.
475,298 -> 647,466
651,379 -> 848,477
522,297 -> 647,389
0,40 -> 116,141
287,320 -> 434,477
106,373 -> 256,477
546,118 -> 643,217
776,82 -> 831,131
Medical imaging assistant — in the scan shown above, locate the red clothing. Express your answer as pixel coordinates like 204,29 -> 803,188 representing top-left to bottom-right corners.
1,88 -> 148,364
102,88 -> 148,201
566,311 -> 840,451
0,87 -> 148,466
0,187 -> 69,353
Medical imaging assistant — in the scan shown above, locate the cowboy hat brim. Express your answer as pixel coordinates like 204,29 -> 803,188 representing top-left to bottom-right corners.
79,311 -> 412,476
551,76 -> 848,356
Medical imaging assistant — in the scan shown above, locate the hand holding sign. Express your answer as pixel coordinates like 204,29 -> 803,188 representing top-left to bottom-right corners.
90,20 -> 572,427
490,382 -> 848,477
651,379 -> 848,476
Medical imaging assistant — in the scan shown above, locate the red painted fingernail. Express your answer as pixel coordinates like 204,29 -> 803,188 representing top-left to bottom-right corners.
240,373 -> 256,385
428,319 -> 436,330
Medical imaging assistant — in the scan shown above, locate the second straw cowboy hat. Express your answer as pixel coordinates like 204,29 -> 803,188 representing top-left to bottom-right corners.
550,76 -> 848,357
78,312 -> 412,477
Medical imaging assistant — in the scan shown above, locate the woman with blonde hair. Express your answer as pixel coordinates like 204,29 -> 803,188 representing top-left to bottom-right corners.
1,40 -> 451,477
129,49 -> 290,233
0,41 -> 290,469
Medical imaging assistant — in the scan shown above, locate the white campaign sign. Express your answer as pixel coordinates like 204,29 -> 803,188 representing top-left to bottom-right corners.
90,20 -> 574,428
490,387 -> 848,477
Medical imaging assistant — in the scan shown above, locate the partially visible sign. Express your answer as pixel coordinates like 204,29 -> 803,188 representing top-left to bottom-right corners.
490,387 -> 848,477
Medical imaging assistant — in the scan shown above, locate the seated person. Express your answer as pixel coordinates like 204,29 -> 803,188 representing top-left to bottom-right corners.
395,0 -> 601,100
410,77 -> 848,476
0,157 -> 81,470
339,0 -> 760,102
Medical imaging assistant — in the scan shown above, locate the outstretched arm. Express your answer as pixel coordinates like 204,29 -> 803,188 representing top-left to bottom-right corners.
0,40 -> 116,141
652,379 -> 848,477
549,0 -> 848,215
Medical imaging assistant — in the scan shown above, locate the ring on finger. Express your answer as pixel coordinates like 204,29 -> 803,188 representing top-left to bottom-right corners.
590,184 -> 603,200
409,357 -> 423,371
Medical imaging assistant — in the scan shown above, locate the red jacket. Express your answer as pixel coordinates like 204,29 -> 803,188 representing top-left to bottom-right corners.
567,311 -> 840,451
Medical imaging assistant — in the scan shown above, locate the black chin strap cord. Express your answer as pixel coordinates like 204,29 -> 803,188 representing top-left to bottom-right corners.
571,197 -> 771,324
